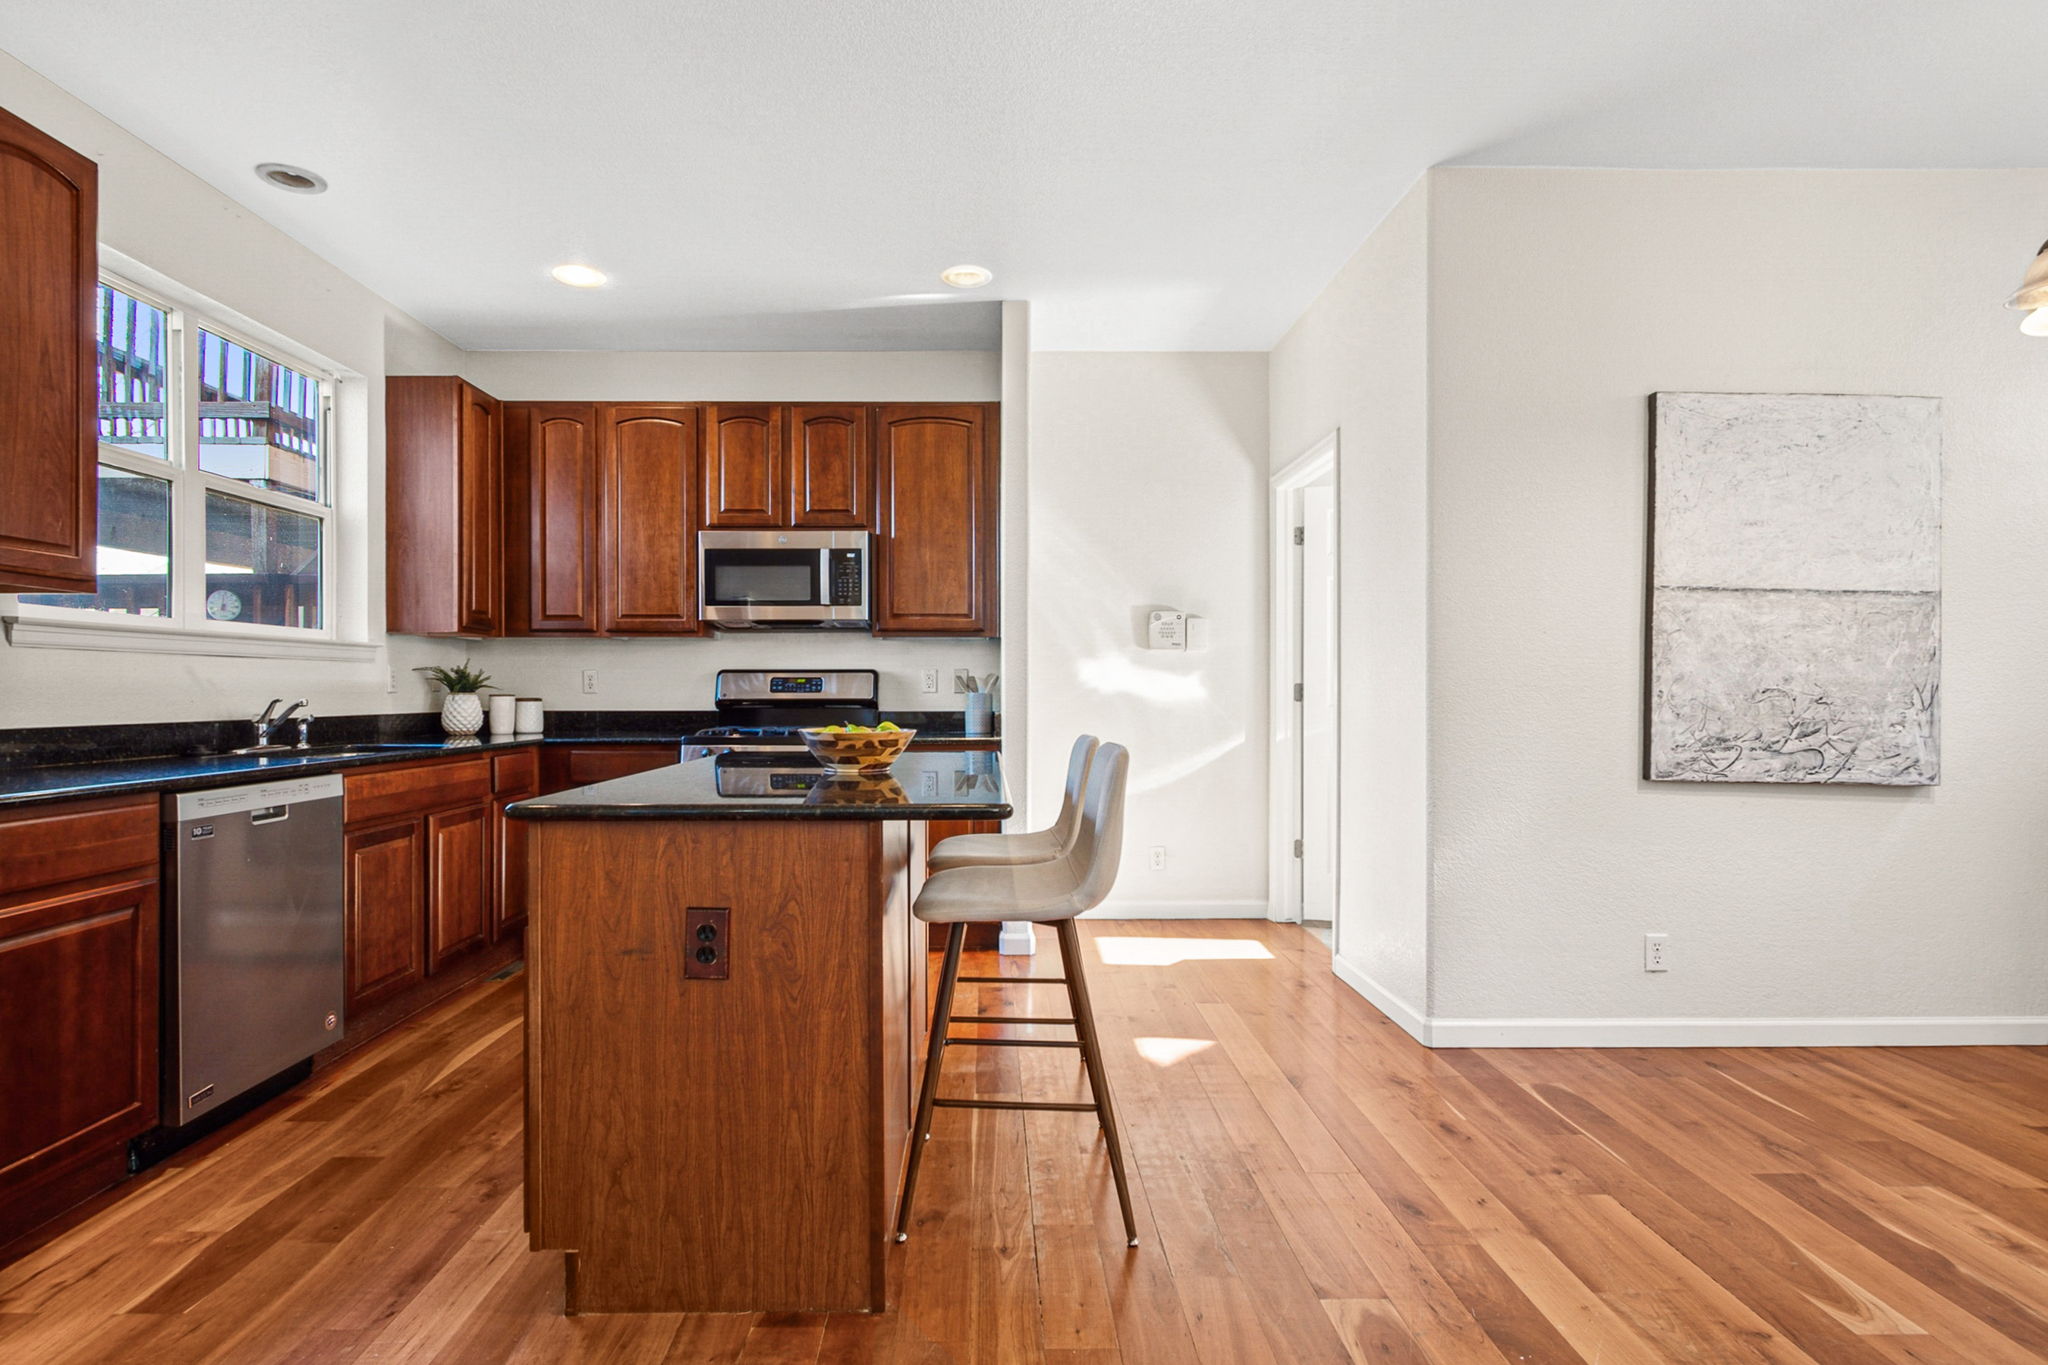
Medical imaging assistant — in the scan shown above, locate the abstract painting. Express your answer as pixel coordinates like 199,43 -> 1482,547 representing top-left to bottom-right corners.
1646,392 -> 1941,785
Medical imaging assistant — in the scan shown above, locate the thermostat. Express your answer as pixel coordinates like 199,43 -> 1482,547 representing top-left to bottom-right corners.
1147,610 -> 1187,650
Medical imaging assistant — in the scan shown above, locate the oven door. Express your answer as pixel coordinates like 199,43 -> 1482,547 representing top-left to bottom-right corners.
698,531 -> 869,627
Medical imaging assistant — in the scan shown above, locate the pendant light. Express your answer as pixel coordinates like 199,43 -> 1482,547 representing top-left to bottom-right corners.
2007,239 -> 2048,333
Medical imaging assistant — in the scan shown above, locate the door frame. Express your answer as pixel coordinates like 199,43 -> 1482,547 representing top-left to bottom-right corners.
1268,433 -> 1340,935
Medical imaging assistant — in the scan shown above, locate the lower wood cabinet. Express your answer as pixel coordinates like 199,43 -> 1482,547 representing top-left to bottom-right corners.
344,819 -> 427,1012
426,804 -> 490,970
492,750 -> 540,941
0,794 -> 160,1247
539,743 -> 676,792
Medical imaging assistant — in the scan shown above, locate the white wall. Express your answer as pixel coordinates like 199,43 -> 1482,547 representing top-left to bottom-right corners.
1424,168 -> 2048,1039
0,49 -> 455,727
1027,352 -> 1269,916
1267,179 -> 1434,1021
455,349 -> 1002,714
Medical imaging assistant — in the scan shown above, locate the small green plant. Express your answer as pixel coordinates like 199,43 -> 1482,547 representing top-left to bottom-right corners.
419,661 -> 493,694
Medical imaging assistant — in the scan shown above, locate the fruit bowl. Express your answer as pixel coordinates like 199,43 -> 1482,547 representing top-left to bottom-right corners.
800,726 -> 916,774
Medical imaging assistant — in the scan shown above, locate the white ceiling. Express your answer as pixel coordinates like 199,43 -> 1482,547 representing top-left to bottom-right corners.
6,0 -> 2048,352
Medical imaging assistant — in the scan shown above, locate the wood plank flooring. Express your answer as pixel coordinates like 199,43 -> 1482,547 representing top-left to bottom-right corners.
5,920 -> 2048,1362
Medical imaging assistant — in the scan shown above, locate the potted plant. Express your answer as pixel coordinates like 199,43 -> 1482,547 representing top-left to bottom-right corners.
421,661 -> 493,736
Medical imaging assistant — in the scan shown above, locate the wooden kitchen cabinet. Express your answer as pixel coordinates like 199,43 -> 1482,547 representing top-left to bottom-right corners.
387,376 -> 505,636
491,749 -> 540,940
344,819 -> 426,1012
601,404 -> 702,635
341,754 -> 517,1032
872,404 -> 999,635
788,404 -> 871,527
538,743 -> 676,793
0,795 -> 160,1247
702,404 -> 785,526
504,403 -> 601,635
0,108 -> 99,595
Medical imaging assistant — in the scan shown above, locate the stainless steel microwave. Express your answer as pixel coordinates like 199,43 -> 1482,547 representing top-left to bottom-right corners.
698,529 -> 870,628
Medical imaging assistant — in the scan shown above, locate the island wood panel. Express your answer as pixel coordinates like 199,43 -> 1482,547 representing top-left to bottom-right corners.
525,818 -> 913,1313
505,403 -> 601,635
601,405 -> 701,635
872,404 -> 997,636
701,404 -> 784,527
0,108 -> 97,594
788,404 -> 870,528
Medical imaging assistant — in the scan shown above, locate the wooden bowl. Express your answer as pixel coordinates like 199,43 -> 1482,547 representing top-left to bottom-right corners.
799,727 -> 915,774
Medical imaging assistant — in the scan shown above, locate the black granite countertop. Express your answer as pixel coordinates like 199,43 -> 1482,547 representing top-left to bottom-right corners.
508,751 -> 1010,822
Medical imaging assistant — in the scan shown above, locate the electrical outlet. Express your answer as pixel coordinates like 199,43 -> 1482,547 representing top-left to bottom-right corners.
685,907 -> 730,981
581,668 -> 598,695
1643,933 -> 1670,972
920,667 -> 940,694
385,666 -> 397,694
954,667 -> 974,694
1149,845 -> 1167,871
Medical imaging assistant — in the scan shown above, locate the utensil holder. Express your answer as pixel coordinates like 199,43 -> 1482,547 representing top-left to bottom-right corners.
964,692 -> 994,737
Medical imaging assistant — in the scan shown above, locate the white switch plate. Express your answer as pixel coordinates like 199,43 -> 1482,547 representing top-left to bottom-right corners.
920,667 -> 940,694
1644,933 -> 1670,972
581,668 -> 599,695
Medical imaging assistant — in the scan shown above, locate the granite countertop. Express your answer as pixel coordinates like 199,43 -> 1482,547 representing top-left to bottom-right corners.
508,751 -> 1010,822
0,710 -> 1001,811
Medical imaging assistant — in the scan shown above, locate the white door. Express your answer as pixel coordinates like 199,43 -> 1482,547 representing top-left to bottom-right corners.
1299,483 -> 1339,926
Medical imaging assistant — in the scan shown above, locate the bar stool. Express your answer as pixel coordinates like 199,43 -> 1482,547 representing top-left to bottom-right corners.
927,734 -> 1097,872
896,743 -> 1138,1247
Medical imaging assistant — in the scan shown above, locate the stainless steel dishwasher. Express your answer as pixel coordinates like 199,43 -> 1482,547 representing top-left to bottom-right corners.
163,774 -> 346,1127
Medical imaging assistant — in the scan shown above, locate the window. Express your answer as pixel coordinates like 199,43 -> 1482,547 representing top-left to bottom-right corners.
14,278 -> 335,639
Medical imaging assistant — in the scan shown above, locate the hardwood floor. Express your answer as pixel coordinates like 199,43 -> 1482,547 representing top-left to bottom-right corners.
5,920 -> 2048,1363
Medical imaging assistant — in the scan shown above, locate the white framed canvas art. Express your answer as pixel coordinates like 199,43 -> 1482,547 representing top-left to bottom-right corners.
1646,392 -> 1941,786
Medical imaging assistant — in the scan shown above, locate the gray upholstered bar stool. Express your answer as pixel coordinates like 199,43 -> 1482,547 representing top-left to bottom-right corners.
896,742 -> 1138,1247
927,734 -> 1097,872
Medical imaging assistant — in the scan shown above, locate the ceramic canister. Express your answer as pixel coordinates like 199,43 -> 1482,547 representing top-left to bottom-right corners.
487,694 -> 519,734
514,698 -> 546,734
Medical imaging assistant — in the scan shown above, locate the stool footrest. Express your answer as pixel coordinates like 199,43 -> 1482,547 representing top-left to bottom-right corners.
958,975 -> 1070,984
934,1098 -> 1098,1112
948,1015 -> 1076,1026
944,1037 -> 1082,1049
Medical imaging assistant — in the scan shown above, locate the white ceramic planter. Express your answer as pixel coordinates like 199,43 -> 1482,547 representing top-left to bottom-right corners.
441,692 -> 484,736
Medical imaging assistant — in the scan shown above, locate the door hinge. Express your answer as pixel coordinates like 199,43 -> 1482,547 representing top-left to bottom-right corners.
1293,682 -> 1303,703
1293,838 -> 1303,859
1293,525 -> 1305,546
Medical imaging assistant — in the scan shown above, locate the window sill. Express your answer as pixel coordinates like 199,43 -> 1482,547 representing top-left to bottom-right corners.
3,614 -> 380,663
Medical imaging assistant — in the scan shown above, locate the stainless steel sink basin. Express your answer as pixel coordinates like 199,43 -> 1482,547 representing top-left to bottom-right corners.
212,742 -> 441,760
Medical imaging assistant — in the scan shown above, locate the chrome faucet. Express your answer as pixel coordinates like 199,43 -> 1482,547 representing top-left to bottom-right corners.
250,698 -> 309,750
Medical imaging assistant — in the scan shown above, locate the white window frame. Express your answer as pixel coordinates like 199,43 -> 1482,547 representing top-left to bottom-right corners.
4,264 -> 373,662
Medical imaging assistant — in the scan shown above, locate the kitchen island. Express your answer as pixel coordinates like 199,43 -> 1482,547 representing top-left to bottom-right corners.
507,751 -> 1010,1314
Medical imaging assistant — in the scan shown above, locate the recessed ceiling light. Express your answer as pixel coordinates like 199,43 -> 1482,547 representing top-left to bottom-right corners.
940,264 -> 993,289
550,263 -> 608,289
255,162 -> 327,194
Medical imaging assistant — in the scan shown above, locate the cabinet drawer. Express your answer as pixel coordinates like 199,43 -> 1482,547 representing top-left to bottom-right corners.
492,748 -> 539,796
0,795 -> 159,899
344,758 -> 493,827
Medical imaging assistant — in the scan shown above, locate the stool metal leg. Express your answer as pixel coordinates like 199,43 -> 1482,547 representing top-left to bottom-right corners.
895,922 -> 967,1242
1056,918 -> 1139,1247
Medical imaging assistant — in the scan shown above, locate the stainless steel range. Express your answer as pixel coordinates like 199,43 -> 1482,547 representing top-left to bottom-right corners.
679,669 -> 881,761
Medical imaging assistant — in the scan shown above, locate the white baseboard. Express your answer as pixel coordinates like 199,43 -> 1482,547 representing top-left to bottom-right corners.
1426,1014 -> 2048,1049
1328,955 -> 1431,1047
1079,900 -> 1267,920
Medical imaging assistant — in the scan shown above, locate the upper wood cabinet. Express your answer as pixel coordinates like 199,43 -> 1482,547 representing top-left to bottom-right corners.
601,404 -> 702,635
0,109 -> 98,595
702,404 -> 785,527
505,403 -> 601,635
387,376 -> 504,636
788,405 -> 871,528
872,404 -> 998,636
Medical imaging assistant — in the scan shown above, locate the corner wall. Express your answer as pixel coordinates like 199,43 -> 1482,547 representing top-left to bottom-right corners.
1424,168 -> 2048,1041
1267,179 -> 1433,1027
1028,352 -> 1270,917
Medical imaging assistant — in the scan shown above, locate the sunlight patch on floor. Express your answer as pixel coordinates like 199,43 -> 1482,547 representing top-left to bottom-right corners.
1132,1036 -> 1216,1067
1092,936 -> 1276,966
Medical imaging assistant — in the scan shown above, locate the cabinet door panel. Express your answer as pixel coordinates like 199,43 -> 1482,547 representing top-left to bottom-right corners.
0,109 -> 97,593
788,405 -> 870,528
427,803 -> 490,971
0,879 -> 158,1182
873,405 -> 996,635
492,791 -> 535,942
458,385 -> 503,634
601,405 -> 700,634
346,821 -> 425,1012
507,403 -> 600,634
702,404 -> 783,527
